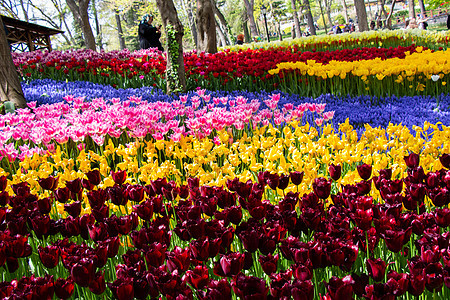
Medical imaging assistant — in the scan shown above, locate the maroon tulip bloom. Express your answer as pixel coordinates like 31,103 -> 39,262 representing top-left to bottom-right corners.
111,170 -> 127,185
89,271 -> 106,295
64,201 -> 82,218
71,258 -> 95,287
37,197 -> 52,214
38,176 -> 59,190
87,189 -> 108,208
101,236 -> 120,258
357,164 -> 372,180
232,273 -> 269,300
428,187 -> 450,207
291,279 -> 314,300
107,185 -> 128,206
65,178 -> 82,195
39,245 -> 60,269
435,208 -> 450,227
143,242 -> 167,268
215,252 -> 245,277
356,180 -> 371,196
288,173 -> 303,189
329,163 -> 342,181
404,152 -> 420,169
440,154 -> 450,169
0,175 -> 7,192
258,253 -> 279,275
133,200 -> 154,221
408,273 -> 425,296
127,185 -> 145,202
266,173 -> 280,190
86,170 -> 101,186
184,265 -> 209,290
278,174 -> 290,190
203,279 -> 232,299
425,263 -> 444,292
30,214 -> 50,238
167,246 -> 190,273
88,222 -> 109,242
55,187 -> 71,203
313,177 -> 332,199
352,208 -> 373,231
382,227 -> 412,253
324,275 -> 354,300
81,178 -> 95,190
54,277 -> 74,300
366,258 -> 387,282
351,273 -> 369,297
292,262 -> 313,281
0,190 -> 9,206
108,278 -> 134,300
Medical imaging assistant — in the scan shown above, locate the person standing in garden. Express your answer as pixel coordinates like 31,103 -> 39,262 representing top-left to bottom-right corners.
139,14 -> 164,51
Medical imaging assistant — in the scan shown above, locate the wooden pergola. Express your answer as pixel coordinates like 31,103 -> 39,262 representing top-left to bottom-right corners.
2,15 -> 63,52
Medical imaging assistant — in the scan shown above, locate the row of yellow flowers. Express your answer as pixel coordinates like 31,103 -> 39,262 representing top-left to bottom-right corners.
4,120 -> 449,217
223,29 -> 450,52
268,47 -> 449,96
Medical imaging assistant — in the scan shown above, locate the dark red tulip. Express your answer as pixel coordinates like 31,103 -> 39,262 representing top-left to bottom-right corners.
0,282 -> 12,299
266,173 -> 280,190
37,197 -> 52,214
188,177 -> 200,189
30,214 -> 50,238
38,176 -> 59,190
278,174 -> 290,190
366,258 -> 387,282
39,245 -> 60,269
426,172 -> 440,188
88,222 -> 109,242
292,262 -> 313,281
352,208 -> 373,231
382,227 -> 412,253
133,200 -> 154,221
351,273 -> 369,297
81,178 -> 95,190
86,170 -> 101,186
290,279 -> 313,300
440,154 -> 450,169
64,201 -> 82,218
89,271 -> 106,295
269,271 -> 292,299
127,185 -> 145,202
435,208 -> 450,227
71,258 -> 95,287
216,252 -> 245,277
107,185 -> 128,206
428,187 -> 450,207
166,246 -> 190,273
101,236 -> 120,258
203,279 -> 232,299
0,190 -> 9,206
65,178 -> 82,195
290,171 -> 304,186
258,253 -> 279,275
404,152 -> 420,168
312,177 -> 332,199
143,242 -> 167,267
111,170 -> 127,185
357,164 -> 372,180
232,273 -> 269,300
184,264 -> 209,290
55,187 -> 71,203
425,262 -> 444,292
408,273 -> 425,296
324,275 -> 354,300
0,176 -> 7,192
87,189 -> 108,208
108,278 -> 134,300
329,164 -> 342,181
356,180 -> 371,196
54,277 -> 75,299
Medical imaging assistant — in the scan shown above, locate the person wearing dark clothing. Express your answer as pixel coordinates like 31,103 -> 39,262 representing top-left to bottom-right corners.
139,14 -> 164,51
447,15 -> 450,30
236,34 -> 244,45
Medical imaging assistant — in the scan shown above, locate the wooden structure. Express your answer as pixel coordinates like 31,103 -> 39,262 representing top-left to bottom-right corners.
1,15 -> 63,52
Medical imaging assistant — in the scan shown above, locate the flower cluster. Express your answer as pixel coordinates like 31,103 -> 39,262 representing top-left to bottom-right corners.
1,153 -> 450,299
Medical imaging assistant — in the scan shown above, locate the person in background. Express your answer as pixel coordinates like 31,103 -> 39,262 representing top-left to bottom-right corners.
370,20 -> 376,30
447,14 -> 450,30
139,14 -> 164,51
407,18 -> 418,29
236,34 -> 244,45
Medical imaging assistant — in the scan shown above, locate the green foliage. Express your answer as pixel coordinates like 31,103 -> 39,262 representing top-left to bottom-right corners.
166,24 -> 182,94
335,14 -> 346,25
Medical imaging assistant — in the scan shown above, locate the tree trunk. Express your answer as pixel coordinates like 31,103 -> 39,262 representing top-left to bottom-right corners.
408,0 -> 415,19
318,0 -> 328,34
325,0 -> 333,27
196,0 -> 217,53
243,0 -> 258,37
418,0 -> 426,16
181,0 -> 198,48
115,9 -> 126,50
303,0 -> 316,35
210,0 -> 231,45
155,0 -> 186,94
216,20 -> 227,46
277,21 -> 283,41
66,0 -> 96,50
341,0 -> 349,22
0,17 -> 26,108
91,0 -> 103,50
385,0 -> 396,28
243,14 -> 251,42
354,0 -> 369,31
291,0 -> 302,38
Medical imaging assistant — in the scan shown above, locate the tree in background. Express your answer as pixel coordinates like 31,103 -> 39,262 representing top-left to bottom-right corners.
0,16 -> 26,108
155,0 -> 186,93
303,0 -> 316,35
66,0 -> 97,50
243,0 -> 258,37
354,0 -> 369,31
196,0 -> 217,53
